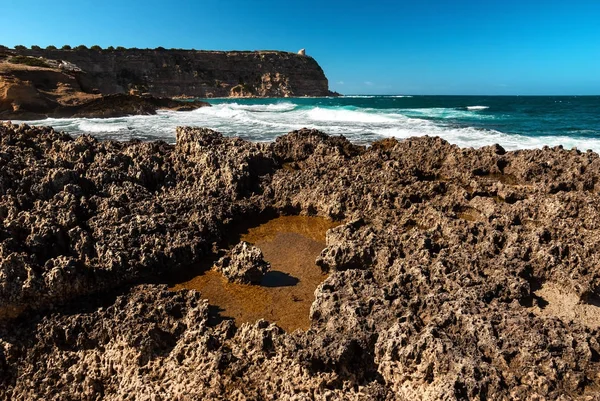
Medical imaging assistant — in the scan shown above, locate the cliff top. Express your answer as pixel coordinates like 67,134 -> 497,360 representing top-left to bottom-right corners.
1,45 -> 309,56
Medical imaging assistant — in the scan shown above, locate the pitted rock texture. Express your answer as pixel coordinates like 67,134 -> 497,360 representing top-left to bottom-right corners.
214,241 -> 270,284
0,123 -> 274,315
1,123 -> 600,400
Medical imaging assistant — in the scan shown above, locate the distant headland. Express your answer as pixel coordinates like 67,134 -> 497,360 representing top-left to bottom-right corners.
0,45 -> 335,119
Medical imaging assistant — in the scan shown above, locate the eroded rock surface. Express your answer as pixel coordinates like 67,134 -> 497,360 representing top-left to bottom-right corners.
214,241 -> 270,284
1,123 -> 600,400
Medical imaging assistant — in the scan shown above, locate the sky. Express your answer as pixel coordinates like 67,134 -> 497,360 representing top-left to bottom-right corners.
1,0 -> 599,95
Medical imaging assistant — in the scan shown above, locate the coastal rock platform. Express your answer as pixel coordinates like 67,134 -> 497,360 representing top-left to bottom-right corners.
1,122 -> 599,399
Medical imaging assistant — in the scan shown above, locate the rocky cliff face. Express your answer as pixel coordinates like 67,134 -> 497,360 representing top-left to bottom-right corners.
14,48 -> 332,98
0,50 -> 210,119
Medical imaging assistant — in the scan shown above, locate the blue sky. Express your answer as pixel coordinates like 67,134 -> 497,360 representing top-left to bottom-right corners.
1,0 -> 599,95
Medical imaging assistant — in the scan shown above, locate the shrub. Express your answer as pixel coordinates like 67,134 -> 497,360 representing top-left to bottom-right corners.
90,45 -> 102,51
75,45 -> 88,50
14,45 -> 26,50
116,46 -> 126,51
61,45 -> 72,50
46,45 -> 57,50
107,46 -> 115,51
31,45 -> 41,50
155,46 -> 165,51
8,55 -> 50,68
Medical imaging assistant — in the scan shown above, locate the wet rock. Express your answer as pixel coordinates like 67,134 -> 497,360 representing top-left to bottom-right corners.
215,241 -> 270,284
63,93 -> 211,118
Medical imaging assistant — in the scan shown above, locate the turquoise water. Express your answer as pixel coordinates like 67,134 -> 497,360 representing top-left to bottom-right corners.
16,95 -> 600,151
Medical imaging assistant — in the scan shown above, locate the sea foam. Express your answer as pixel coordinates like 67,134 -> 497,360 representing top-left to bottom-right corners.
14,97 -> 600,152
307,107 -> 397,123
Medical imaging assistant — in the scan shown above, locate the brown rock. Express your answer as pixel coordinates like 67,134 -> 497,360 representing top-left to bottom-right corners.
0,61 -> 210,119
7,47 -> 331,98
214,241 -> 271,284
0,123 -> 599,399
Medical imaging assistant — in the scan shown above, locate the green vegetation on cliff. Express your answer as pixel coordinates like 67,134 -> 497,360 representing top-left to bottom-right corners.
8,55 -> 50,68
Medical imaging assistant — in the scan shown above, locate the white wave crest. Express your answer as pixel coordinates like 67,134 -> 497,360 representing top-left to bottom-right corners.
307,107 -> 397,123
78,120 -> 128,133
467,106 -> 489,110
377,123 -> 600,152
398,108 -> 495,120
222,102 -> 297,112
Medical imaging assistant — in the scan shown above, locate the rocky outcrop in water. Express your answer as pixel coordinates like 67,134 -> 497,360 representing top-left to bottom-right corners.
1,123 -> 600,399
215,241 -> 270,284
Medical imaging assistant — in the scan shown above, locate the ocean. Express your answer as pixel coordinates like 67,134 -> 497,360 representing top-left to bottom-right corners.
16,95 -> 600,151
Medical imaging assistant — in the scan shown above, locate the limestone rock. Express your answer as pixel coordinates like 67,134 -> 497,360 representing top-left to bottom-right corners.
229,83 -> 254,98
1,122 -> 600,399
4,47 -> 331,101
316,219 -> 376,272
298,48 -> 306,56
0,59 -> 210,119
214,241 -> 270,284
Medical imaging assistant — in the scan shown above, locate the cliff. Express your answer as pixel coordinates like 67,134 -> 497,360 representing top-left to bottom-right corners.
0,47 -> 214,119
10,48 -> 332,98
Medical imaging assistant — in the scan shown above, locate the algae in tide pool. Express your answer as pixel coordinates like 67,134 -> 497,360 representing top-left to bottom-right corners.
170,216 -> 340,332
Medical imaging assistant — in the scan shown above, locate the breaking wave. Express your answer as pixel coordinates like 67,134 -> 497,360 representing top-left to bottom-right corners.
14,97 -> 600,152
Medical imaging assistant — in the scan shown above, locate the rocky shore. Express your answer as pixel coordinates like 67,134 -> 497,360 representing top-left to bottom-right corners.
1,122 -> 600,399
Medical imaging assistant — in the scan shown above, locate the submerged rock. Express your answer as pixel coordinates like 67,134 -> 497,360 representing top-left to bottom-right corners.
214,241 -> 270,284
